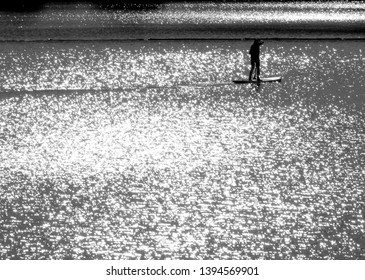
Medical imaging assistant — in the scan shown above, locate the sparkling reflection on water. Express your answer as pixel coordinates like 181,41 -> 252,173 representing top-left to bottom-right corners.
4,1 -> 365,26
1,1 -> 365,40
0,40 -> 364,259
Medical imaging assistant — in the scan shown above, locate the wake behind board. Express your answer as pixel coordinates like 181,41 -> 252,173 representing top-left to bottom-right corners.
233,76 -> 282,84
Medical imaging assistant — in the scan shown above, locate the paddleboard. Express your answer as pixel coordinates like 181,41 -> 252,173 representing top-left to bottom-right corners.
233,76 -> 282,84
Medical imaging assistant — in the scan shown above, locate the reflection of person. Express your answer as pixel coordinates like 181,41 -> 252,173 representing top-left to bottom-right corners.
248,39 -> 264,81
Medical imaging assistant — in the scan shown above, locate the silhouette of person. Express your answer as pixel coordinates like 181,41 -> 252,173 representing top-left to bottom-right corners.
249,39 -> 264,81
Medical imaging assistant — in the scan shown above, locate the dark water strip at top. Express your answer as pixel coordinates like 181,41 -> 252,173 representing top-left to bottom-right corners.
0,37 -> 365,43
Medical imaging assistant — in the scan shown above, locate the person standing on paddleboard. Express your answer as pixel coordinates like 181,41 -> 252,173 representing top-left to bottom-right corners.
248,39 -> 264,81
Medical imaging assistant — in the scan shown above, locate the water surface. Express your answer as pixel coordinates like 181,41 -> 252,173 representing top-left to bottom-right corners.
0,39 -> 364,259
1,1 -> 365,40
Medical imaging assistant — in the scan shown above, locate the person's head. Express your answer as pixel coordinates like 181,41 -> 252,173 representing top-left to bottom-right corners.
254,39 -> 264,45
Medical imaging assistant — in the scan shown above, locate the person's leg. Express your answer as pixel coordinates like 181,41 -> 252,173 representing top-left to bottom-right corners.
256,60 -> 261,81
249,60 -> 255,80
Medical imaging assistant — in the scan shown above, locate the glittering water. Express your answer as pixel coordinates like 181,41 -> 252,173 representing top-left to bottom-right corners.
1,1 -> 365,40
0,39 -> 364,259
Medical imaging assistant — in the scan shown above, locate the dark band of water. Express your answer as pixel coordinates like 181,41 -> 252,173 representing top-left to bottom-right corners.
1,37 -> 365,43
